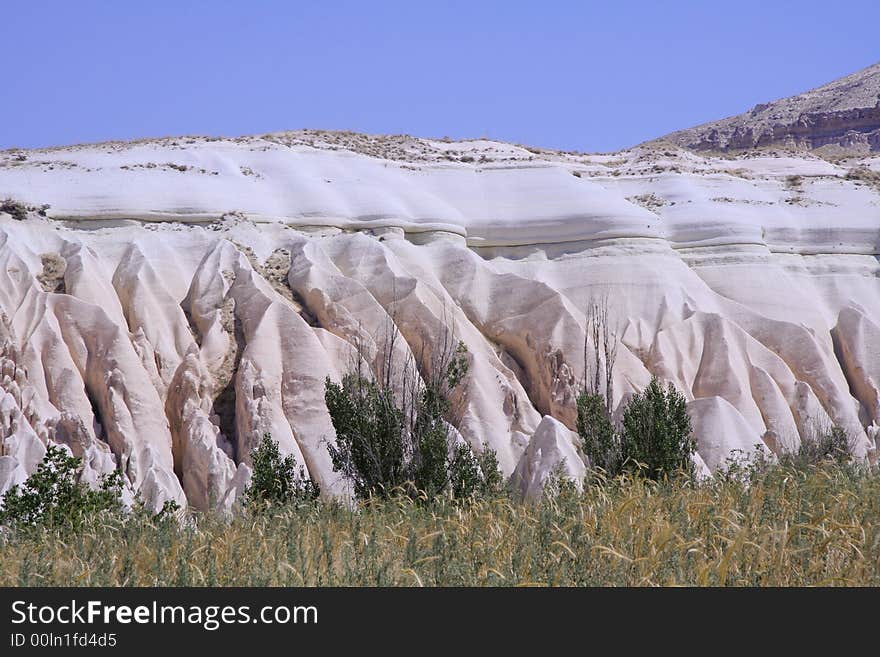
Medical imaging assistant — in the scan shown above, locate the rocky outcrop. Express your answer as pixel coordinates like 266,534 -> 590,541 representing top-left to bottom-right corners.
511,416 -> 585,499
665,62 -> 880,152
0,109 -> 878,507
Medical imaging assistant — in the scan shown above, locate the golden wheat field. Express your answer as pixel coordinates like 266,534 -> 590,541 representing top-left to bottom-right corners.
2,463 -> 879,587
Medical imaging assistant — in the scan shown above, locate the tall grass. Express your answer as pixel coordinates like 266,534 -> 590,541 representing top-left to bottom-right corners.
2,462 -> 879,586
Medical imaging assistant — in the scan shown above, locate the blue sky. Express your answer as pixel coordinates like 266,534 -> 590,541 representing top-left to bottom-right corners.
2,1 -> 878,153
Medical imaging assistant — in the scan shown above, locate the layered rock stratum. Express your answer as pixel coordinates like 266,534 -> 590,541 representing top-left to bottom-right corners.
1,69 -> 879,509
664,62 -> 880,153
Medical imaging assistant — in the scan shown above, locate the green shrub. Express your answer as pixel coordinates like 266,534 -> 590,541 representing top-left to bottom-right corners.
578,295 -> 624,475
577,391 -> 619,473
244,434 -> 320,510
325,340 -> 500,501
576,295 -> 696,480
783,424 -> 854,468
578,377 -> 696,481
325,373 -> 407,499
620,377 -> 696,480
0,445 -> 123,529
449,443 -> 504,499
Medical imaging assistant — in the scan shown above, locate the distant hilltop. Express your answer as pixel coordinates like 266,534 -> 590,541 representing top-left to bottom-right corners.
661,62 -> 880,154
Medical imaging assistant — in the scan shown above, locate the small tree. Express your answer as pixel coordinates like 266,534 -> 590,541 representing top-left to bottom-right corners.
577,391 -> 620,473
575,295 -> 696,481
244,434 -> 320,509
325,374 -> 408,498
0,445 -> 123,529
449,443 -> 504,499
577,295 -> 622,474
620,377 -> 696,480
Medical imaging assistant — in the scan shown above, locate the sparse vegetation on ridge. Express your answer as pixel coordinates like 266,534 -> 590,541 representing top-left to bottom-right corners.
1,198 -> 49,221
845,166 -> 880,192
626,193 -> 668,211
784,174 -> 804,190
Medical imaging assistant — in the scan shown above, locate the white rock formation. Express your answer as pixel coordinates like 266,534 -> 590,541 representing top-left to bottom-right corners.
511,416 -> 585,499
0,118 -> 878,508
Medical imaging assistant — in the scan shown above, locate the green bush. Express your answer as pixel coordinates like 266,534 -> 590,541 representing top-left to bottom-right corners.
0,445 -> 123,529
325,340 -> 501,501
620,377 -> 696,480
577,377 -> 696,481
576,391 -> 619,473
325,374 -> 407,499
783,424 -> 854,468
244,434 -> 320,510
449,443 -> 504,499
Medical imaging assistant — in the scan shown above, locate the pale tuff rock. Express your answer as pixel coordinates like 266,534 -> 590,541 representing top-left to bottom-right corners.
868,424 -> 880,453
0,335 -> 46,495
165,348 -> 240,512
0,392 -> 45,496
0,66 -> 879,505
0,337 -> 131,501
688,396 -> 770,471
832,305 -> 880,428
511,416 -> 585,499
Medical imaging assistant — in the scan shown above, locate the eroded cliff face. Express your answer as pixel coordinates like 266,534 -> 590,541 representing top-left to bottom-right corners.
665,62 -> 880,153
0,129 -> 878,510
